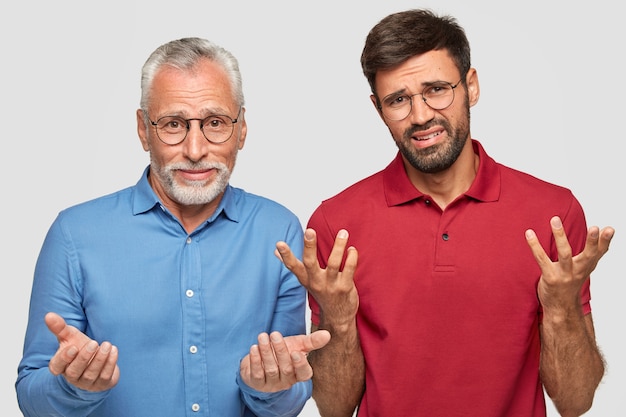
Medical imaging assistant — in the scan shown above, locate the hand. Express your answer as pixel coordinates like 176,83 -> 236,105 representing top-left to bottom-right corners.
525,216 -> 614,313
275,228 -> 359,330
239,330 -> 331,392
45,312 -> 120,392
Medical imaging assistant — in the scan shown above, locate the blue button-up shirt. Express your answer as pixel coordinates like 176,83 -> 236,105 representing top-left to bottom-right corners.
17,167 -> 309,416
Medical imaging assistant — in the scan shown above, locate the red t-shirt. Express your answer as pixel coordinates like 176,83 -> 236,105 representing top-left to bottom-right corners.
308,140 -> 590,417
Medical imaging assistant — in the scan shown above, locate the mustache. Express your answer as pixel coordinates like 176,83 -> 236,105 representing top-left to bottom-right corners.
403,119 -> 451,140
167,161 -> 225,171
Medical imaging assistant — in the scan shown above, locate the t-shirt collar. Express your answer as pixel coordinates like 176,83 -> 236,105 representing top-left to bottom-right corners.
383,139 -> 500,207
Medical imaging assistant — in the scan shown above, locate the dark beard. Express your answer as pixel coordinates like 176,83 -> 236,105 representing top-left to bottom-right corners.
396,102 -> 471,174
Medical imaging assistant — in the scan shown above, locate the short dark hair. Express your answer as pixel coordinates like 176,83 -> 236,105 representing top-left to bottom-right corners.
361,9 -> 471,96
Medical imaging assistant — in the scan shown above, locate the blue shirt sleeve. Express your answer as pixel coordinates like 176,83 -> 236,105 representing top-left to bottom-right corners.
237,374 -> 312,417
233,210 -> 310,416
16,216 -> 112,416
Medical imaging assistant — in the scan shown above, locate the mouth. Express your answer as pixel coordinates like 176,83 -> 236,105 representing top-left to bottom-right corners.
178,168 -> 214,182
409,125 -> 446,143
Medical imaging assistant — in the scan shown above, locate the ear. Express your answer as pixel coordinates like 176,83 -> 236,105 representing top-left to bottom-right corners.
236,107 -> 247,150
136,109 -> 150,152
370,94 -> 386,122
465,68 -> 480,107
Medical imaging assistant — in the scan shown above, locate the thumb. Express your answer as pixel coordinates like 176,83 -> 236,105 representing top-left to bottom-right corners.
44,312 -> 67,338
308,330 -> 331,351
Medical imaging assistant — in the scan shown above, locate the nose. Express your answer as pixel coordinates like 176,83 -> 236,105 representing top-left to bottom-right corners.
407,94 -> 435,125
183,120 -> 209,161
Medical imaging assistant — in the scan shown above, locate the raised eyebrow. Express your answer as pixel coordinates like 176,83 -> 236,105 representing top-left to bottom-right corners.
382,80 -> 438,99
153,113 -> 185,120
423,79 -> 455,87
199,106 -> 231,117
383,80 -> 440,97
157,107 -> 230,119
411,80 -> 453,90
202,113 -> 229,120
382,88 -> 409,101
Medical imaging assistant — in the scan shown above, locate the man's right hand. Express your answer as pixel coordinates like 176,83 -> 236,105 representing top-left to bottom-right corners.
275,228 -> 359,331
45,312 -> 120,392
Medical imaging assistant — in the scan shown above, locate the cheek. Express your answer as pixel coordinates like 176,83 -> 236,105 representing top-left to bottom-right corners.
201,143 -> 240,170
385,121 -> 408,141
148,143 -> 177,167
225,147 -> 240,169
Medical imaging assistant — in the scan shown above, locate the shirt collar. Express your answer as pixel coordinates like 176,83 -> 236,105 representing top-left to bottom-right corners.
383,139 -> 500,207
132,166 -> 160,215
464,140 -> 500,203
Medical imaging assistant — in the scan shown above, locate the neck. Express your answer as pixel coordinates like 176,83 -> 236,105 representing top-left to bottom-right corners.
148,173 -> 222,233
405,141 -> 479,210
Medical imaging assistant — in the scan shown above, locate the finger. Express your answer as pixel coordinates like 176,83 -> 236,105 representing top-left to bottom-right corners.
295,330 -> 332,354
301,228 -> 322,271
275,242 -> 307,284
45,312 -> 68,340
550,216 -> 573,268
284,330 -> 332,355
45,312 -> 91,349
64,340 -> 99,383
290,350 -> 313,381
342,246 -> 359,278
99,344 -> 120,384
326,229 -> 350,276
598,226 -> 615,253
575,225 -> 615,280
289,331 -> 331,382
584,225 -> 614,258
578,226 -> 601,274
257,333 -> 280,380
584,226 -> 600,253
269,332 -> 295,379
48,344 -> 79,376
308,329 -> 331,351
245,344 -> 265,384
80,342 -> 117,386
525,228 -> 551,268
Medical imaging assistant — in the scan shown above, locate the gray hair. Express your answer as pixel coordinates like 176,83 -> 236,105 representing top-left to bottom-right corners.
139,37 -> 244,111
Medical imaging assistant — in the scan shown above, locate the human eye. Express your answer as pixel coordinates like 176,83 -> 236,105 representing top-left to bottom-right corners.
385,94 -> 410,109
425,83 -> 451,97
203,115 -> 229,131
159,117 -> 186,132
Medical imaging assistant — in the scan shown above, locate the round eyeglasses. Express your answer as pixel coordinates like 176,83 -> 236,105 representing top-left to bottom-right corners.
145,107 -> 241,145
378,78 -> 463,121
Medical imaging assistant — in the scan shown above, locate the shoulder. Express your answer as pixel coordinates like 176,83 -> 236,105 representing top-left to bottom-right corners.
307,169 -> 387,233
228,186 -> 300,222
477,140 -> 574,200
57,186 -> 134,221
499,163 -> 574,198
322,170 -> 386,207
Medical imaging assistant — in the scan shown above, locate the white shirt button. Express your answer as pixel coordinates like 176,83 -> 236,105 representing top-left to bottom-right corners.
191,403 -> 200,412
190,345 -> 198,354
186,289 -> 194,298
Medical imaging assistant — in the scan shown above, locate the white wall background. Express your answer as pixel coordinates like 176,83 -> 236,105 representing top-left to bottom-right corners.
2,1 -> 623,416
